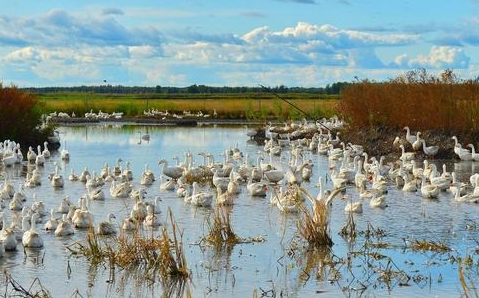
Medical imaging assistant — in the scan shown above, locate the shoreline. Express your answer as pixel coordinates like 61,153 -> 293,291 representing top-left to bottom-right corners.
49,117 -> 271,126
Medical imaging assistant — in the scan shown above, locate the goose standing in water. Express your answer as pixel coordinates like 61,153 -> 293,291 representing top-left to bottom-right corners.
158,159 -> 184,180
97,213 -> 117,235
68,169 -> 79,181
51,165 -> 64,188
61,141 -> 70,161
55,214 -> 74,236
343,194 -> 363,213
468,144 -> 479,162
216,186 -> 234,206
27,146 -> 37,163
421,139 -> 439,157
190,182 -> 213,207
420,175 -> 439,198
79,167 -> 90,183
35,145 -> 45,166
72,197 -> 94,229
143,205 -> 161,227
1,214 -> 18,251
22,213 -> 43,248
42,142 -> 51,158
140,164 -> 155,185
121,216 -> 137,231
159,175 -> 176,191
44,209 -> 58,231
57,196 -> 71,214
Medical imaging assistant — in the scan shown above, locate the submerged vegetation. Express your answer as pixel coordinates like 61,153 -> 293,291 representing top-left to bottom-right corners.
69,209 -> 190,287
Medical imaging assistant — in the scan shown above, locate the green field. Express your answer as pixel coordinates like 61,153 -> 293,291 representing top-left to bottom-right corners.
39,92 -> 339,120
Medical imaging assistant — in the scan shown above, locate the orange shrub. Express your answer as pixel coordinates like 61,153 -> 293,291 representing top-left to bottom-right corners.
339,70 -> 479,132
0,84 -> 46,143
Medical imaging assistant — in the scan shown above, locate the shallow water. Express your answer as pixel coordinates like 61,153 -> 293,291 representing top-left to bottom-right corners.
1,123 -> 478,298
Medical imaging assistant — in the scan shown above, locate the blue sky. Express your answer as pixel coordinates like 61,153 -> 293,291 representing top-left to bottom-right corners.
0,0 -> 478,87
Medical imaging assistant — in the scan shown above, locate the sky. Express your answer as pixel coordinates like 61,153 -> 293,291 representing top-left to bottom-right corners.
0,0 -> 478,87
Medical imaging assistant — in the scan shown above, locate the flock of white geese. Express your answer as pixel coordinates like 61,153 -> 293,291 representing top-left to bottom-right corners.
0,117 -> 479,258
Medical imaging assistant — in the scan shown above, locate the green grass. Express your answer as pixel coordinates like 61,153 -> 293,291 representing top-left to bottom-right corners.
38,92 -> 339,119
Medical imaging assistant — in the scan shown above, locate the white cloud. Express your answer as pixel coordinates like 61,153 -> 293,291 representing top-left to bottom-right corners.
0,10 -> 162,47
242,22 -> 418,48
393,46 -> 470,69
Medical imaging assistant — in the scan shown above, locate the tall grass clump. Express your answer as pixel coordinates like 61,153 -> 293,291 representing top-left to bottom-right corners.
202,207 -> 240,247
69,209 -> 190,283
339,69 -> 479,132
0,84 -> 53,144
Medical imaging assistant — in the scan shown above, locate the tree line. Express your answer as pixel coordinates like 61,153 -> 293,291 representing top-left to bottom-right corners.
22,82 -> 350,95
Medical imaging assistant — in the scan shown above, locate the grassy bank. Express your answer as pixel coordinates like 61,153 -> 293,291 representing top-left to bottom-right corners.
39,92 -> 339,120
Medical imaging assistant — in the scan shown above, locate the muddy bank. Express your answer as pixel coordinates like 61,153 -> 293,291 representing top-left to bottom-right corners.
341,126 -> 479,161
251,125 -> 479,161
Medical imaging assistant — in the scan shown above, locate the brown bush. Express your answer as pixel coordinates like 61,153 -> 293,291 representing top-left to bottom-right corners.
339,69 -> 479,132
0,84 -> 50,144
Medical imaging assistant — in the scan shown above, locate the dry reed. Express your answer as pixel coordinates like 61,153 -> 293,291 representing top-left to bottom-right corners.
339,69 -> 479,132
297,200 -> 333,248
69,209 -> 190,282
203,206 -> 241,247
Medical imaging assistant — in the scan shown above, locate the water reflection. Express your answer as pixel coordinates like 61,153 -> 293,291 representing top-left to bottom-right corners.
0,124 -> 478,298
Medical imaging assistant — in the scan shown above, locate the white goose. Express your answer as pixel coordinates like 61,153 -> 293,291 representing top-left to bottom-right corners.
72,197 -> 94,229
468,144 -> 479,162
399,144 -> 415,162
247,179 -> 268,197
54,214 -> 74,236
140,164 -> 155,185
343,195 -> 363,213
369,192 -> 387,208
121,216 -> 137,231
97,213 -> 117,235
420,176 -> 439,198
51,165 -> 64,188
22,213 -> 43,248
158,159 -> 184,180
452,187 -> 479,203
216,186 -> 234,206
190,182 -> 213,207
452,136 -> 472,160
69,169 -> 79,181
0,215 -> 17,251
26,146 -> 37,163
35,145 -> 45,166
404,126 -> 417,145
159,175 -> 177,191
42,142 -> 51,158
44,209 -> 58,231
421,139 -> 439,157
412,132 -> 422,151
402,173 -> 418,192
143,205 -> 161,227
57,196 -> 71,214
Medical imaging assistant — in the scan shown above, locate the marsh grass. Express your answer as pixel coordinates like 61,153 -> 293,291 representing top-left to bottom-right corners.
203,206 -> 241,247
39,93 -> 338,120
2,271 -> 52,298
297,200 -> 333,248
405,239 -> 452,253
339,210 -> 357,242
69,209 -> 190,284
339,69 -> 479,132
458,257 -> 479,298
